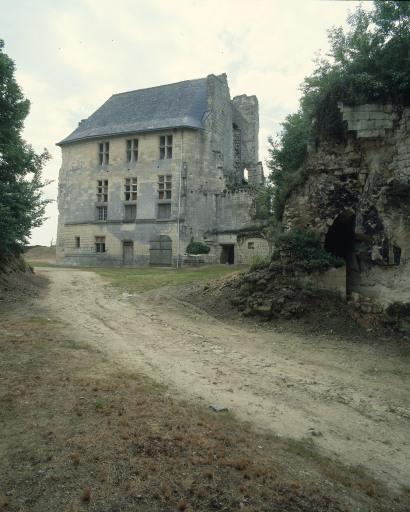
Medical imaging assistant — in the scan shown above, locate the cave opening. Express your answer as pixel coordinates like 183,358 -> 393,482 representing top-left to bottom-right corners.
325,210 -> 356,295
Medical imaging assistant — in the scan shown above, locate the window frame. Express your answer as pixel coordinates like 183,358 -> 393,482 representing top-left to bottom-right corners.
98,141 -> 110,165
126,138 -> 139,163
124,177 -> 138,201
159,134 -> 173,160
158,174 -> 172,200
95,236 -> 106,253
124,204 -> 137,221
157,202 -> 171,220
97,179 -> 108,203
96,205 -> 108,221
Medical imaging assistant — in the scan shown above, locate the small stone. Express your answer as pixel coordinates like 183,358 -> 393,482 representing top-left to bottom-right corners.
310,429 -> 323,437
209,404 -> 228,412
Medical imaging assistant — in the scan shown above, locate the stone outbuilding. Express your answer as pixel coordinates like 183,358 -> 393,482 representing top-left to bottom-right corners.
56,73 -> 269,266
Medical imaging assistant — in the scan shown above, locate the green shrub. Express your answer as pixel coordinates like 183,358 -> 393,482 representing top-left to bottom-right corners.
249,255 -> 270,271
186,238 -> 210,255
272,229 -> 345,273
272,169 -> 308,221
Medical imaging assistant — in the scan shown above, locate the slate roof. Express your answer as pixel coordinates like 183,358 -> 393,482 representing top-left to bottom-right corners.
58,77 -> 208,145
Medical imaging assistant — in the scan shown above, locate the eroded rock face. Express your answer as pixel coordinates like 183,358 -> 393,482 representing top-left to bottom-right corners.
283,104 -> 410,309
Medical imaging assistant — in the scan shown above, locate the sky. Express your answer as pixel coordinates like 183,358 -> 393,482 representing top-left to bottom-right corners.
1,0 -> 362,246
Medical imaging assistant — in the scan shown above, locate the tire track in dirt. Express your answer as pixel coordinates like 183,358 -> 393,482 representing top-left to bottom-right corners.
37,267 -> 410,489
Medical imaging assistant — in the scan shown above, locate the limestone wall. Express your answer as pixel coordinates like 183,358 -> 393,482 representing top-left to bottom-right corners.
339,103 -> 398,138
57,73 -> 263,267
236,236 -> 270,265
232,94 -> 259,182
283,104 -> 410,309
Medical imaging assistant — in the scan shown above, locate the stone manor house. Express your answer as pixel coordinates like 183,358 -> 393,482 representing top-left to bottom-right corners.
56,73 -> 269,266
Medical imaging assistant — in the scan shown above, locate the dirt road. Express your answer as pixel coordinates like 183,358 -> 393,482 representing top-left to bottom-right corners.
37,267 -> 410,489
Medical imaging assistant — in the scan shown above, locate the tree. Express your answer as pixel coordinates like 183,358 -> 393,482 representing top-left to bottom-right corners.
0,39 -> 50,263
267,1 -> 410,221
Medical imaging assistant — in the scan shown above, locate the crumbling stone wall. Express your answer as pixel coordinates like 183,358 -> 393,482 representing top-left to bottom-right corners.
283,104 -> 410,309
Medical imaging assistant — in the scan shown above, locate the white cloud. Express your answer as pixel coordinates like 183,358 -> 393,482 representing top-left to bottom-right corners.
1,0 -> 361,245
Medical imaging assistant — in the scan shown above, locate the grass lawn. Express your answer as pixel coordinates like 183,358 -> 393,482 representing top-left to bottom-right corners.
94,265 -> 247,293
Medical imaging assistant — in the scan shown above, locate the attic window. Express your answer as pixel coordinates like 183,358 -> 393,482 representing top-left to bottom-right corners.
159,135 -> 173,159
98,142 -> 109,165
126,139 -> 138,163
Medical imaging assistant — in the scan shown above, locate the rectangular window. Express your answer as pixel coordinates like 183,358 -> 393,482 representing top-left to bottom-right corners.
124,177 -> 138,201
157,203 -> 171,219
158,175 -> 172,200
124,204 -> 137,221
97,205 -> 107,221
159,135 -> 173,160
97,180 -> 108,202
98,142 -> 109,165
126,139 -> 139,163
95,236 -> 106,253
248,241 -> 254,250
75,236 -> 80,248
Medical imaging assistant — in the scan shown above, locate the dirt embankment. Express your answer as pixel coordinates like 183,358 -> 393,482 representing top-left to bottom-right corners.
23,245 -> 56,265
188,265 -> 410,339
0,256 -> 48,305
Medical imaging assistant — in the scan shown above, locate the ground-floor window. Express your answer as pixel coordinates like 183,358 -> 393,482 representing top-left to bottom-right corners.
75,236 -> 80,248
95,236 -> 106,253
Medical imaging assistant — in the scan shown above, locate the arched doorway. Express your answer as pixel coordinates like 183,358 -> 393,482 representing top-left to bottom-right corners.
149,235 -> 172,266
324,210 -> 356,295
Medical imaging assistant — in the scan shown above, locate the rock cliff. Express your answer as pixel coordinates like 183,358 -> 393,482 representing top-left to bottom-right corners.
283,104 -> 410,314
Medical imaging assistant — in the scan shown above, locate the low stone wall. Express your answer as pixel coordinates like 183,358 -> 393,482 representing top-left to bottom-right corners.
300,267 -> 347,299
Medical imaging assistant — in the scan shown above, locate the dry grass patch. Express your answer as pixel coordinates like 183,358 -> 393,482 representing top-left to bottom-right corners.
0,312 -> 408,512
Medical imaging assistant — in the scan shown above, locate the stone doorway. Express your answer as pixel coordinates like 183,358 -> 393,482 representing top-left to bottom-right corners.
324,210 -> 356,295
149,235 -> 172,266
123,241 -> 134,265
220,244 -> 235,264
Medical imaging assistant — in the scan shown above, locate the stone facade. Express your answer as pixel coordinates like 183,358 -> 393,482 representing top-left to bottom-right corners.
284,103 -> 410,309
56,74 -> 267,267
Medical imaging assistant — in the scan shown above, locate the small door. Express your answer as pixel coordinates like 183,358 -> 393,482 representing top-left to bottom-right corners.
150,235 -> 172,266
220,244 -> 235,264
123,241 -> 134,265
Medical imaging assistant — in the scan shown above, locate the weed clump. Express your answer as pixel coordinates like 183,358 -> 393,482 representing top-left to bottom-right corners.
186,238 -> 211,255
272,229 -> 344,274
